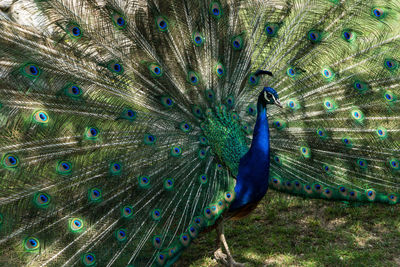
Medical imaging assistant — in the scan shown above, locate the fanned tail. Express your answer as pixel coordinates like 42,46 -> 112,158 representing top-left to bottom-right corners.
1,0 -> 400,266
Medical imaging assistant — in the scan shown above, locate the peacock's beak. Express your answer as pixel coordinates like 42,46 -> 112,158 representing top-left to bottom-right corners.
274,98 -> 283,108
270,94 -> 283,108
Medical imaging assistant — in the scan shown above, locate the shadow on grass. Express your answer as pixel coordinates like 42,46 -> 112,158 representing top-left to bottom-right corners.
177,190 -> 400,267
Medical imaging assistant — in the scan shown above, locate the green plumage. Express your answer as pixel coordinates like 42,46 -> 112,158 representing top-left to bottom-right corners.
202,105 -> 249,176
0,0 -> 399,266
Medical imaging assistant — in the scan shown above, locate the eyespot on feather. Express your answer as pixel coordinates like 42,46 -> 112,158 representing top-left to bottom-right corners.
121,205 -> 133,219
180,122 -> 192,133
265,23 -> 280,37
287,99 -> 300,111
316,128 -> 328,140
376,127 -> 388,140
215,63 -> 225,77
365,189 -> 376,202
353,80 -> 369,93
192,32 -> 204,46
151,209 -> 162,221
161,96 -> 174,108
270,177 -> 282,190
342,137 -> 353,148
284,180 -> 294,191
198,148 -> 207,159
225,95 -> 235,107
210,2 -> 222,19
323,98 -> 337,112
388,194 -> 398,204
24,237 -> 40,252
85,127 -> 99,140
138,175 -> 151,189
232,35 -> 244,50
248,73 -> 260,86
351,108 -> 364,123
69,218 -> 84,233
64,83 -> 83,98
303,184 -> 313,195
144,134 -> 156,145
342,29 -> 356,42
300,146 -> 311,159
205,89 -> 215,102
187,71 -> 200,86
115,228 -> 127,241
156,252 -> 167,265
152,235 -> 163,249
112,12 -> 127,29
193,216 -> 206,228
57,161 -> 72,175
156,16 -> 169,31
383,90 -> 396,103
192,105 -> 203,117
81,253 -> 96,266
149,63 -> 163,77
372,7 -> 386,19
33,192 -> 51,208
108,61 -> 124,74
357,158 -> 368,169
21,63 -> 41,78
110,162 -> 122,175
188,224 -> 199,238
88,188 -> 102,202
2,154 -> 19,169
120,108 -> 137,121
384,58 -> 398,71
66,23 -> 82,38
203,206 -> 213,219
170,146 -> 182,157
33,110 -> 49,124
322,187 -> 333,199
179,232 -> 191,247
322,67 -> 335,80
199,174 -> 208,185
307,30 -> 323,43
273,119 -> 286,130
163,178 -> 174,191
389,159 -> 400,171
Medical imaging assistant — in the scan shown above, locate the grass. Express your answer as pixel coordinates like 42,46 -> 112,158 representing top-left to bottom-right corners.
177,190 -> 400,267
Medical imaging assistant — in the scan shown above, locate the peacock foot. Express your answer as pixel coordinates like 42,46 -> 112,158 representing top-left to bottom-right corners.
214,247 -> 228,265
213,247 -> 245,267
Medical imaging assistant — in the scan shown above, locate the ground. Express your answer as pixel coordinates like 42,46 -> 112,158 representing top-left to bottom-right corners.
177,190 -> 400,267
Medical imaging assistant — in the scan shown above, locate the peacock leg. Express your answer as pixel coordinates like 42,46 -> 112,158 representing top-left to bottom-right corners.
214,221 -> 245,267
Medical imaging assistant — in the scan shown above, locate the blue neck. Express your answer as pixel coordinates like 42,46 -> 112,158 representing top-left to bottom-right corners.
250,100 -> 270,158
229,99 -> 271,211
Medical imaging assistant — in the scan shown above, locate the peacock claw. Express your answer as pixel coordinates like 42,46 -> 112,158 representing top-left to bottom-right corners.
213,248 -> 246,267
214,248 -> 228,265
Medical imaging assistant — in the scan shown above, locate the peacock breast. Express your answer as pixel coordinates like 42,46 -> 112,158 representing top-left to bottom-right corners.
201,105 -> 249,177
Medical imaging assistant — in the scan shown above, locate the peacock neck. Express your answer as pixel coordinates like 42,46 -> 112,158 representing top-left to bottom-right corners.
229,96 -> 271,212
251,97 -> 270,156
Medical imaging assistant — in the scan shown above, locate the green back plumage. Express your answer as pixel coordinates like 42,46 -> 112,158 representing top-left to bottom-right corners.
0,0 -> 399,266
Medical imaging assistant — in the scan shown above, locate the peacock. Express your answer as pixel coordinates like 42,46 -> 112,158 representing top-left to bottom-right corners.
0,0 -> 399,266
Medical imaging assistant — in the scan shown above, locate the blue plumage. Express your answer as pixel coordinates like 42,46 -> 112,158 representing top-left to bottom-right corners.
230,87 -> 281,211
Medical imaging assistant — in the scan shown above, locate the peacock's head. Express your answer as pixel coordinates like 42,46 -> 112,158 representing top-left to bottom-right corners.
259,87 -> 282,108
